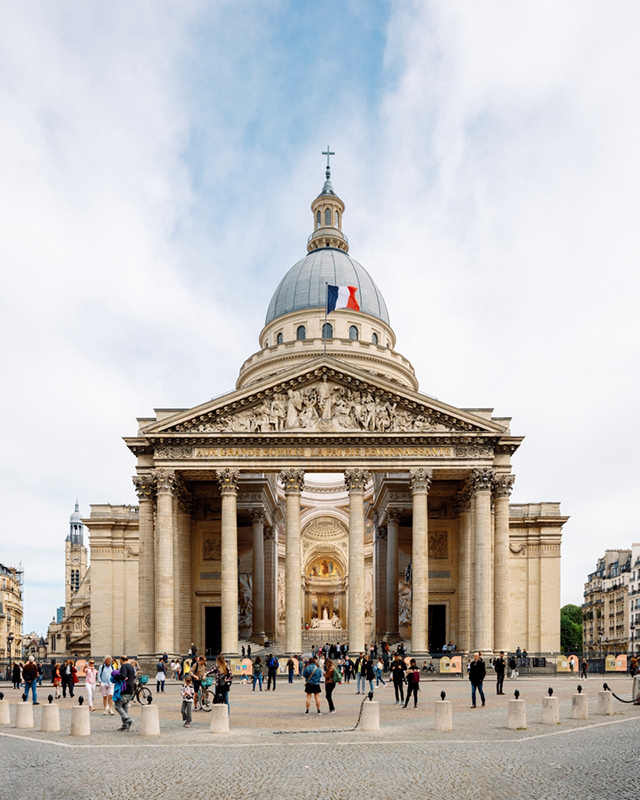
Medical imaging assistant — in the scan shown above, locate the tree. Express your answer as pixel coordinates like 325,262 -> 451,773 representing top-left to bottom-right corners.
561,604 -> 583,652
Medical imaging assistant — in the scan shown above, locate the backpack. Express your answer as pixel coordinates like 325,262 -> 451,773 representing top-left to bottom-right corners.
333,667 -> 342,684
412,669 -> 420,684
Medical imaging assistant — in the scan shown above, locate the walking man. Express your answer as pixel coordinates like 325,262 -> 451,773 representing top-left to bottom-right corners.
22,656 -> 39,705
114,655 -> 136,731
469,652 -> 486,708
391,653 -> 406,705
266,653 -> 279,691
495,651 -> 506,695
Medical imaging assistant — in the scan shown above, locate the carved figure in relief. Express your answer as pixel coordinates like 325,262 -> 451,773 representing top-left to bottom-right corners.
399,579 -> 412,625
286,389 -> 303,429
203,537 -> 221,561
277,571 -> 286,621
310,616 -> 319,628
270,396 -> 286,430
317,375 -> 333,420
238,574 -> 252,627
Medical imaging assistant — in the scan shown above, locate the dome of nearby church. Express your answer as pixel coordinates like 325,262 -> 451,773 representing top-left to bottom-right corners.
265,248 -> 390,326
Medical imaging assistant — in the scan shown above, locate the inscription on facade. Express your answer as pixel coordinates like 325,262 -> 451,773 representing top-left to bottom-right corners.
193,445 -> 454,458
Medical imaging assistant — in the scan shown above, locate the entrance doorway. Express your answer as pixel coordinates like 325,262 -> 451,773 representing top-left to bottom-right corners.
429,605 -> 446,653
205,606 -> 221,657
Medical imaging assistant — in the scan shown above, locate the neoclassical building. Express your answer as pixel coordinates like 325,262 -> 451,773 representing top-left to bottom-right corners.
87,162 -> 567,662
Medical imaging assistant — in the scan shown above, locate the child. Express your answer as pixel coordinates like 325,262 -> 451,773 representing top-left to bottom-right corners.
181,675 -> 195,727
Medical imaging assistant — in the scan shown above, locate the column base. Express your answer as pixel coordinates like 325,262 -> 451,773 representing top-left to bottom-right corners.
250,632 -> 266,645
384,632 -> 402,644
409,651 -> 431,659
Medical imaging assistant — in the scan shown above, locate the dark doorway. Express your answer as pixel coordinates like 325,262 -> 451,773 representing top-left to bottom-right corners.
428,605 -> 446,653
205,606 -> 221,657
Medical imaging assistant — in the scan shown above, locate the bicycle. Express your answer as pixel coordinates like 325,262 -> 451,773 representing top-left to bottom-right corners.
195,677 -> 213,712
133,675 -> 153,705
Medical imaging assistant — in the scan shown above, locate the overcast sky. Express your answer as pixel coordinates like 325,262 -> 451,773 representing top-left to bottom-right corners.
2,1 -> 639,636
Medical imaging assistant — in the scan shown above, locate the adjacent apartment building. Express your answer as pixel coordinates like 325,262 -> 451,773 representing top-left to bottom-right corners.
0,563 -> 24,661
583,548 -> 632,654
627,544 -> 640,654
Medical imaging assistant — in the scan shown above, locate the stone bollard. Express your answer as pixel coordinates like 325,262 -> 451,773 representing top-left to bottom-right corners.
210,704 -> 229,734
633,675 -> 640,703
360,700 -> 380,732
141,703 -> 160,736
41,704 -> 61,732
433,700 -> 453,731
597,690 -> 614,716
70,705 -> 91,736
0,699 -> 10,726
541,696 -> 559,725
507,699 -> 527,730
15,703 -> 34,729
571,692 -> 588,720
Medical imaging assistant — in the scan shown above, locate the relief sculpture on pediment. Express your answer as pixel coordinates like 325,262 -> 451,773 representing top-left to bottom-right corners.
180,376 -> 458,435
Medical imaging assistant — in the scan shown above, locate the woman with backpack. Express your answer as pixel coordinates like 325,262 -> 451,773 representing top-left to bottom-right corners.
403,658 -> 420,709
252,656 -> 263,691
302,657 -> 323,715
324,658 -> 339,713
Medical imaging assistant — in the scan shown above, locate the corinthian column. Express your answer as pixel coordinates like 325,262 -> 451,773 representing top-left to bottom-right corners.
217,469 -> 240,656
251,509 -> 266,644
345,469 -> 370,654
133,474 -> 156,658
280,469 -> 304,654
471,467 -> 496,654
454,484 -> 472,654
154,470 -> 176,655
176,483 -> 193,656
385,509 -> 401,641
410,469 -> 432,655
493,474 -> 515,654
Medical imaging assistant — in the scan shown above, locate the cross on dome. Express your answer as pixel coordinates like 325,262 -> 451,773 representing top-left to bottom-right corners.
322,145 -> 335,180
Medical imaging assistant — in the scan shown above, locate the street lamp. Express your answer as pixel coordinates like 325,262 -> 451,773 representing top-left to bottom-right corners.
7,632 -> 14,661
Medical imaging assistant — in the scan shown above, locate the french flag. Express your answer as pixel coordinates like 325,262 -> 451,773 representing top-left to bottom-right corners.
327,285 -> 360,313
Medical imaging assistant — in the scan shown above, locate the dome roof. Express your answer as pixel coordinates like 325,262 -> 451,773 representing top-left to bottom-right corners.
265,248 -> 390,326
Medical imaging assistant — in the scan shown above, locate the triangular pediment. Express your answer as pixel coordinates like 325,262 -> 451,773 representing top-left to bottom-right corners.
142,357 -> 506,437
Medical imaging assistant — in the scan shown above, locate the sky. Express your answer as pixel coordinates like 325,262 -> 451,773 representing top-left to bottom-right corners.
1,0 -> 639,636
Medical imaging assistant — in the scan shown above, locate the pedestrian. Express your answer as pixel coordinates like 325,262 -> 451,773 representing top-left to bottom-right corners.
207,655 -> 233,713
22,656 -> 39,705
364,655 -> 376,694
375,657 -> 386,686
62,659 -> 77,698
508,656 -> 518,680
181,674 -> 195,727
581,658 -> 588,680
286,656 -> 295,684
324,657 -> 338,713
242,645 -> 246,658
155,658 -> 166,693
36,663 -> 43,686
112,654 -> 136,731
12,662 -> 21,690
631,655 -> 638,677
52,662 -> 62,699
494,651 -> 506,695
266,653 -> 279,691
403,659 -> 420,709
191,656 -> 208,708
569,656 -> 576,678
247,644 -> 252,658
469,652 -> 486,709
302,657 -> 323,715
85,659 -> 98,711
174,660 -> 181,681
252,657 -> 263,691
354,652 -> 365,694
98,656 -> 115,715
391,654 -> 406,705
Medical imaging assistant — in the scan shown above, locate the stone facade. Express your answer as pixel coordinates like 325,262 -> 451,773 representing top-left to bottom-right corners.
87,166 -> 568,660
582,548 -> 632,654
0,563 -> 23,660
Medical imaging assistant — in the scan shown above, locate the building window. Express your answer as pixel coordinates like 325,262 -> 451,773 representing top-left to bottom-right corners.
316,210 -> 321,228
335,211 -> 339,226
325,208 -> 331,226
349,325 -> 359,340
371,332 -> 378,345
322,322 -> 333,339
296,325 -> 306,341
276,332 -> 283,345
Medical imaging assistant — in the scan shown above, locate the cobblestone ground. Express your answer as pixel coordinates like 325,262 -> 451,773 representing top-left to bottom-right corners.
1,675 -> 638,799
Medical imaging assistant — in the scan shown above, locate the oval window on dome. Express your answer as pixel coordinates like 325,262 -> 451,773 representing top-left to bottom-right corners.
324,208 -> 331,226
322,322 -> 333,339
296,325 -> 306,341
372,332 -> 379,345
349,325 -> 359,341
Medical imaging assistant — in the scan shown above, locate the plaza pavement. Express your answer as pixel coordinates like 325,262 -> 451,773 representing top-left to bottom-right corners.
1,674 -> 638,799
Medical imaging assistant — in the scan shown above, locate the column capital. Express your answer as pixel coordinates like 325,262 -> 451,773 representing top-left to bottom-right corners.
279,469 -> 305,493
376,525 -> 388,542
493,473 -> 515,498
385,508 -> 402,524
409,468 -> 433,493
175,481 -> 194,515
250,508 -> 266,524
133,474 -> 156,501
470,467 -> 496,493
264,525 -> 276,541
216,468 -> 240,495
344,469 -> 370,493
155,469 -> 176,494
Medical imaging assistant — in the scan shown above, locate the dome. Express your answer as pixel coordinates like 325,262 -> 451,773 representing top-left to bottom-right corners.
265,248 -> 390,326
70,500 -> 82,525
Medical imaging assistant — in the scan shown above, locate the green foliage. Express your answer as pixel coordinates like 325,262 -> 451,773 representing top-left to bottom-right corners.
561,604 -> 583,652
